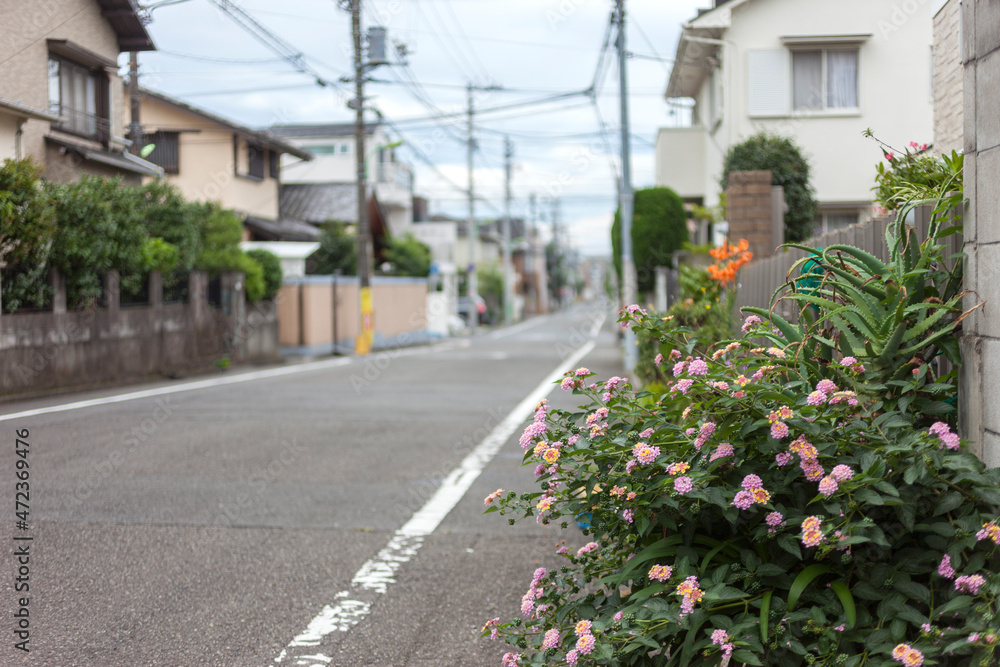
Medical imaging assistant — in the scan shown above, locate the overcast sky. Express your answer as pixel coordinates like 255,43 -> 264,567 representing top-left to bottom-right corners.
133,0 -> 707,257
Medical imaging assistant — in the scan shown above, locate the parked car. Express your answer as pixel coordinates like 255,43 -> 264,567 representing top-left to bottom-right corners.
457,295 -> 489,325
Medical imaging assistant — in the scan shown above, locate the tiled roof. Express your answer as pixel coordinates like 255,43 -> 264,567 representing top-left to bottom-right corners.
279,183 -> 358,225
243,216 -> 322,242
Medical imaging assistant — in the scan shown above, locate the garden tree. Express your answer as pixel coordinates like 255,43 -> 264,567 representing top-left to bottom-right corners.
0,158 -> 56,312
194,204 -> 265,302
382,233 -> 431,277
245,248 -> 283,301
720,132 -> 817,242
611,186 -> 689,295
309,220 -> 356,275
48,175 -> 148,308
477,263 -> 503,320
137,180 -> 205,273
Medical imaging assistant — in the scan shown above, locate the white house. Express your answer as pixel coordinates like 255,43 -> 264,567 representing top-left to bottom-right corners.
269,122 -> 414,238
656,0 -> 934,235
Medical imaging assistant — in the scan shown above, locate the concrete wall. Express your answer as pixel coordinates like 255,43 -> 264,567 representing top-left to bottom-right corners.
277,276 -> 428,354
933,0 -> 964,154
0,0 -> 128,177
0,271 -> 279,396
132,93 -> 281,220
959,0 -> 1000,465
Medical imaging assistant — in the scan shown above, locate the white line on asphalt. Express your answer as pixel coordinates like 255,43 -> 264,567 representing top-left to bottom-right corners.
485,313 -> 550,340
0,357 -> 353,422
274,317 -> 604,665
0,337 -> 477,423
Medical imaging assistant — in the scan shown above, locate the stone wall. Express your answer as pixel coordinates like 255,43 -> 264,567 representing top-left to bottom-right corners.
933,0 -> 964,154
959,0 -> 1000,464
0,270 -> 278,396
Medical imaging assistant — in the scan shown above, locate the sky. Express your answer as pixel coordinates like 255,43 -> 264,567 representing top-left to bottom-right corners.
132,0 -> 708,257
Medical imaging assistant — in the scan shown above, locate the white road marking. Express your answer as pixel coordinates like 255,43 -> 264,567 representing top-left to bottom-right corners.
274,319 -> 604,664
0,339 -> 473,422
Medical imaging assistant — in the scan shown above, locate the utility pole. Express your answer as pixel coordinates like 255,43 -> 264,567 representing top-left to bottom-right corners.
616,0 -> 638,372
351,0 -> 374,355
128,52 -> 141,156
466,82 -> 478,331
551,198 -> 560,310
502,136 -> 513,325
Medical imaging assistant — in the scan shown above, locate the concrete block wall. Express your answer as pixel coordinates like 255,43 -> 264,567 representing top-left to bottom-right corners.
0,270 -> 278,396
959,0 -> 1000,465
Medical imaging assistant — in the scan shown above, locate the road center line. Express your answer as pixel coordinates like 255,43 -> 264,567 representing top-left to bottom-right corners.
274,325 -> 603,665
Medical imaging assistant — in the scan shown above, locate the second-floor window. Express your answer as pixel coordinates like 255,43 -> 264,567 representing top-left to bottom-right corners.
792,49 -> 859,111
47,56 -> 105,140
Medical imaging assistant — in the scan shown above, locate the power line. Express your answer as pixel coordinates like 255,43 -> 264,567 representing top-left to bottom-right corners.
436,0 -> 493,84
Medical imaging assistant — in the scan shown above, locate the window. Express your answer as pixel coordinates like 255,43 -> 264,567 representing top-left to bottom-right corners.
48,56 -> 105,139
340,143 -> 349,154
792,49 -> 858,111
269,150 -> 280,179
304,144 -> 337,155
141,131 -> 179,174
248,143 -> 265,179
813,210 -> 859,236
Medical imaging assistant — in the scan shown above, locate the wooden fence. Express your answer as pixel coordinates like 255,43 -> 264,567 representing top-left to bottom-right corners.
734,205 -> 963,319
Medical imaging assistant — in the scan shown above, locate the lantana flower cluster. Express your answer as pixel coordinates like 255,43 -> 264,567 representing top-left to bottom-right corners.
483,306 -> 1000,666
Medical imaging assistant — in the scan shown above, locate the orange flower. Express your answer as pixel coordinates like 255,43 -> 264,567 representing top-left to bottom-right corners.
707,239 -> 753,286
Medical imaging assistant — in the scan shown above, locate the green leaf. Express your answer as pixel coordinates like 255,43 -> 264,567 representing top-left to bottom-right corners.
787,564 -> 833,610
933,491 -> 964,516
830,580 -> 857,627
934,595 -> 973,617
732,649 -> 763,666
760,589 -> 772,642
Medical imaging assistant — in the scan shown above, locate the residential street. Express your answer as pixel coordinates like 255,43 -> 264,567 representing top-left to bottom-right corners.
0,305 -> 622,666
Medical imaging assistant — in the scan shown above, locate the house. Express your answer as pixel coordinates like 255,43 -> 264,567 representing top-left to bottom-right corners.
0,0 -> 161,182
656,0 -> 934,235
125,87 -> 316,241
268,122 -> 415,238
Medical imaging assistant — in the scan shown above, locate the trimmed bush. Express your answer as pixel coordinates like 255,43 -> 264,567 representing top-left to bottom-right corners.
612,187 -> 689,295
0,158 -> 56,312
245,248 -> 283,301
721,133 -> 817,243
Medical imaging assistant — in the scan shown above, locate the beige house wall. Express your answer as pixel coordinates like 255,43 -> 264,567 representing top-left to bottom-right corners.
277,278 -> 427,350
131,93 -> 280,220
0,0 -> 126,175
933,0 -> 964,154
0,114 -> 20,161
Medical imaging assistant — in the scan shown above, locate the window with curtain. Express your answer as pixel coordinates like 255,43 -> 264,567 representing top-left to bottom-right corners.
792,48 -> 858,111
47,56 -> 104,138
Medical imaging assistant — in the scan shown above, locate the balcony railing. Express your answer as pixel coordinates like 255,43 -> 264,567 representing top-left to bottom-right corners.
48,103 -> 110,144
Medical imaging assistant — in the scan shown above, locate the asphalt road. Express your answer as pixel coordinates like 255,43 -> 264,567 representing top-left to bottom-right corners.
0,303 -> 626,667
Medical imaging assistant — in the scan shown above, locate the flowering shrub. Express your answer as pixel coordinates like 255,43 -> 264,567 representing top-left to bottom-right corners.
865,129 -> 963,215
635,243 -> 751,388
484,213 -> 1000,666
